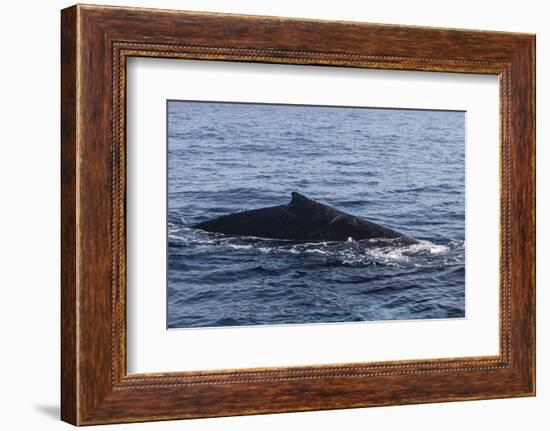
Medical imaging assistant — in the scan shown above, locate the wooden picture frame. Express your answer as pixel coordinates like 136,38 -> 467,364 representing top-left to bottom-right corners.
61,4 -> 535,425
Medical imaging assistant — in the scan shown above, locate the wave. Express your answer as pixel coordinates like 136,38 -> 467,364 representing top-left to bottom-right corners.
168,223 -> 464,269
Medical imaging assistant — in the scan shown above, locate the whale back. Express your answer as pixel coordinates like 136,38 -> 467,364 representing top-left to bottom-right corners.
193,192 -> 414,242
287,192 -> 406,241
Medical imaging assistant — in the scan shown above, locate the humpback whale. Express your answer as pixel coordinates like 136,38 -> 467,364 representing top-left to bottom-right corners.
194,192 -> 417,244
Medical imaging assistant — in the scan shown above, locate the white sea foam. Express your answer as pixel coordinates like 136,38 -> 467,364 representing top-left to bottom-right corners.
227,244 -> 254,250
169,226 -> 462,269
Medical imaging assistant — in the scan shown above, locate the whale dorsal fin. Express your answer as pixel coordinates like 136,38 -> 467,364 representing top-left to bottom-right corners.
289,192 -> 317,208
289,192 -> 347,221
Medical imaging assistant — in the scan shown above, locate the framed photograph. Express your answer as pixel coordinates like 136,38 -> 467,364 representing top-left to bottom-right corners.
61,4 -> 536,425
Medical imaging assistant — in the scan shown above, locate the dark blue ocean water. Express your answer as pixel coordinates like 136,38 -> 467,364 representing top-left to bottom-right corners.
167,101 -> 465,329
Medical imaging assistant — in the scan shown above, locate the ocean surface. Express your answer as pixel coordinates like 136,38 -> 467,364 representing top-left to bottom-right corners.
167,101 -> 465,329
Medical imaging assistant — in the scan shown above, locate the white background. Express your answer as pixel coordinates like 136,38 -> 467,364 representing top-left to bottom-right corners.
0,0 -> 546,430
127,59 -> 500,373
